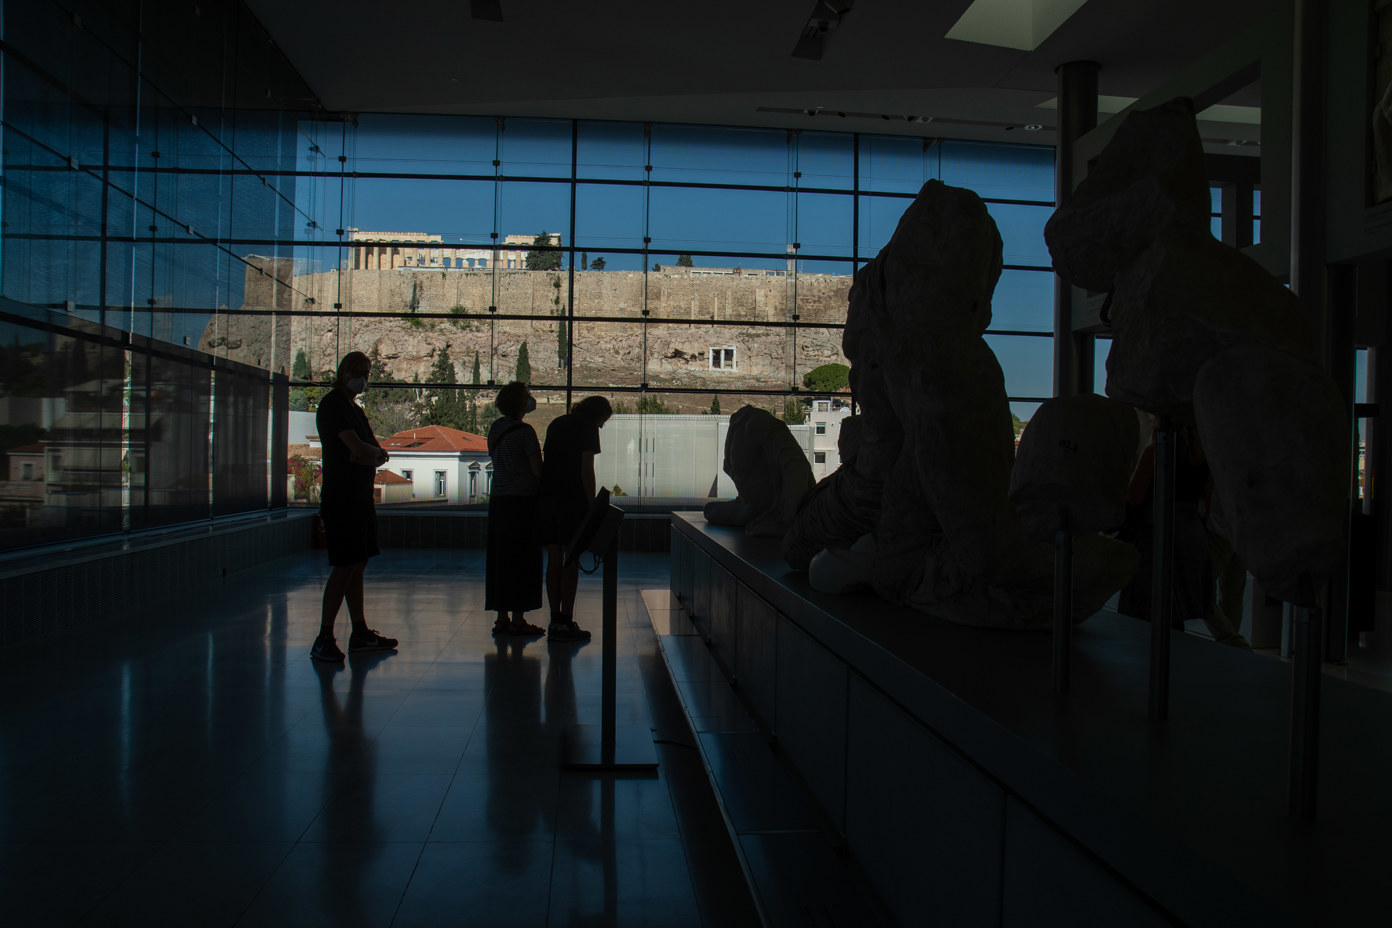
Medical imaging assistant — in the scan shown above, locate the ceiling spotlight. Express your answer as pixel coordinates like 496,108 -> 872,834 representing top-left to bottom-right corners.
1024,124 -> 1043,132
792,0 -> 853,60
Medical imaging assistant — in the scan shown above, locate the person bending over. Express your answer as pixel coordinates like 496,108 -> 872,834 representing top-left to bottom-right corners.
536,395 -> 612,641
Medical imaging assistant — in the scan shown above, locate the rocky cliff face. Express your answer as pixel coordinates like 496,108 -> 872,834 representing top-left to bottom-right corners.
202,263 -> 854,394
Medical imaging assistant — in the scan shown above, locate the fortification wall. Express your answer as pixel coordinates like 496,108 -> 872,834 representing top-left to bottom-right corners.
204,264 -> 853,392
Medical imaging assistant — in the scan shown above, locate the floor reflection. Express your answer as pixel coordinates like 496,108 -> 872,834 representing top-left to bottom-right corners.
0,550 -> 748,927
314,650 -> 391,919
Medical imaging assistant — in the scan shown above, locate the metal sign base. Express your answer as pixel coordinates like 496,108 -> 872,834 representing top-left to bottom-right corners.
562,723 -> 660,773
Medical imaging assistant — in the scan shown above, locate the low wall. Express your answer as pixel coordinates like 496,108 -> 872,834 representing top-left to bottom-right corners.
669,512 -> 1390,927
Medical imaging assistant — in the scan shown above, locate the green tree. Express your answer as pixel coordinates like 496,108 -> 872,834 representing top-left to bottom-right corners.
362,346 -> 414,437
590,256 -> 606,271
515,341 -> 532,384
651,263 -> 662,272
525,231 -> 562,271
676,254 -> 694,267
408,279 -> 420,313
422,346 -> 466,429
709,395 -> 721,415
479,402 -> 502,430
468,351 -> 482,433
802,363 -> 850,394
636,395 -> 674,415
556,314 -> 569,370
581,251 -> 589,270
289,349 -> 312,411
781,398 -> 806,425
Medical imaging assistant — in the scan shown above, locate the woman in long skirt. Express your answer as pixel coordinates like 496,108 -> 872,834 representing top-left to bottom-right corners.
485,381 -> 545,635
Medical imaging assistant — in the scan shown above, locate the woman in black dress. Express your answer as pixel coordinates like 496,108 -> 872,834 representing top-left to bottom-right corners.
485,381 -> 545,635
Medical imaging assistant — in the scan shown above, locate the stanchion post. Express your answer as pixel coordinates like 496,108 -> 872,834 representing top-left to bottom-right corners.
601,533 -> 618,765
1053,507 -> 1072,695
1148,418 -> 1175,722
1288,603 -> 1322,820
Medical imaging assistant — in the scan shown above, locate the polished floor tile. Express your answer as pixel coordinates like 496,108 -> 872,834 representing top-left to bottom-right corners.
0,548 -> 756,926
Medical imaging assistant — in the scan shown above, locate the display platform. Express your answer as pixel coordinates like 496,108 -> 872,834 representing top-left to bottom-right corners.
669,511 -> 1392,927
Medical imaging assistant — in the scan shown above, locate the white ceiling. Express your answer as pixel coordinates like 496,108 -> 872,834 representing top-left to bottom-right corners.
247,0 -> 1277,147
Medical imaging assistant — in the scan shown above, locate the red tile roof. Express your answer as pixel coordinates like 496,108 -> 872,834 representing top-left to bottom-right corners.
373,469 -> 412,485
381,425 -> 488,454
6,443 -> 45,455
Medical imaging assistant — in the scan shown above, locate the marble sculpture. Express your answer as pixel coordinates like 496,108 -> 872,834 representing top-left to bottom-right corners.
1045,97 -> 1347,605
782,180 -> 1135,628
703,404 -> 816,537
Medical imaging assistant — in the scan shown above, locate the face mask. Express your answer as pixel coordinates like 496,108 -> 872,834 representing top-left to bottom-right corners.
525,395 -> 537,413
346,376 -> 367,395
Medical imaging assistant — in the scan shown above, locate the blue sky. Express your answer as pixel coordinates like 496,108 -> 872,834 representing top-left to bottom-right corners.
290,116 -> 1062,413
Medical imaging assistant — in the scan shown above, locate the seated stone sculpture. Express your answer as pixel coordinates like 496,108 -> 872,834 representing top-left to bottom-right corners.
1009,394 -> 1142,541
1045,98 -> 1347,606
784,180 -> 1136,629
704,405 -> 816,538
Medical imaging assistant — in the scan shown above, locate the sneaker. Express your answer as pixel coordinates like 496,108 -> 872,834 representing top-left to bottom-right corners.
310,634 -> 345,663
349,628 -> 399,652
547,619 -> 591,642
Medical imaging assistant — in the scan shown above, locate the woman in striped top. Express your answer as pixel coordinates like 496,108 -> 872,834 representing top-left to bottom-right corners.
485,381 -> 545,635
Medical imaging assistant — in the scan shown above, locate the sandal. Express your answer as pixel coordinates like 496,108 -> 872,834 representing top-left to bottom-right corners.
509,618 -> 546,636
491,617 -> 511,635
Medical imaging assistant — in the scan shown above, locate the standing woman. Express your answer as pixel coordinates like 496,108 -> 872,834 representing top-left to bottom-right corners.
537,395 -> 613,641
486,381 -> 546,635
312,350 -> 399,662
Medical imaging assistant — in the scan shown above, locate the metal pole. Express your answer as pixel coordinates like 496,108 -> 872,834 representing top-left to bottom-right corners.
1053,60 -> 1099,398
1148,420 -> 1175,721
1288,604 -> 1323,820
602,534 -> 618,766
1053,507 -> 1072,695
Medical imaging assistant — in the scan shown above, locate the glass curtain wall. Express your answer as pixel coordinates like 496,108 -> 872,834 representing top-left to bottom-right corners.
290,120 -> 1056,506
0,0 -> 319,552
0,0 -> 1057,545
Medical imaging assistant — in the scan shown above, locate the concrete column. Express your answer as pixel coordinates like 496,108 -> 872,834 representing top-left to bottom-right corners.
1053,60 -> 1100,397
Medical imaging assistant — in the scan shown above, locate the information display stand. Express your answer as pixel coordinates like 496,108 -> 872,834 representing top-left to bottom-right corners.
560,490 -> 659,773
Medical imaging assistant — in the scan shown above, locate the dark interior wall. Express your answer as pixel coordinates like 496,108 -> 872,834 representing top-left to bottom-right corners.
0,0 -> 325,552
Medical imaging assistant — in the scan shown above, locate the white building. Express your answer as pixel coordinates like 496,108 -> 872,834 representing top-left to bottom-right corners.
592,402 -> 851,502
376,425 -> 492,504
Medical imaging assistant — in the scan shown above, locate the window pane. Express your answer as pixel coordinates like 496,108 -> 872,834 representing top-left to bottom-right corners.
857,193 -> 910,257
574,262 -> 644,318
495,180 -> 571,270
859,135 -> 936,194
571,320 -> 643,388
796,132 -> 854,190
990,269 -> 1054,332
985,333 -> 1053,399
496,264 -> 570,319
649,186 -> 790,254
650,125 -> 789,186
1094,336 -> 1112,393
940,141 -> 1053,203
354,114 -> 497,175
575,182 -> 646,253
499,117 -> 572,179
646,322 -> 791,394
348,177 -> 495,245
577,121 -> 647,182
796,191 -> 854,258
986,202 -> 1052,268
